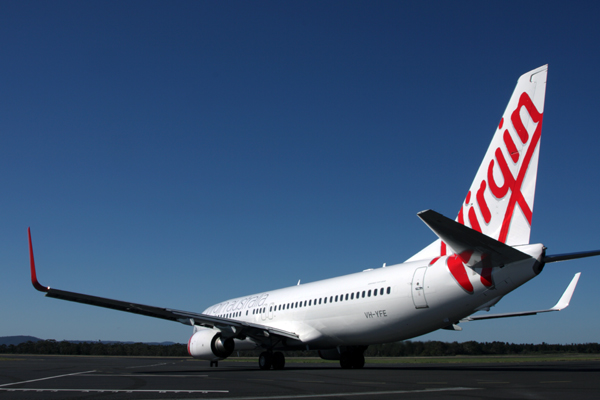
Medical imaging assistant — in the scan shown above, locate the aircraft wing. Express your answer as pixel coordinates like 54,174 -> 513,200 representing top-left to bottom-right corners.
462,272 -> 581,321
28,229 -> 299,342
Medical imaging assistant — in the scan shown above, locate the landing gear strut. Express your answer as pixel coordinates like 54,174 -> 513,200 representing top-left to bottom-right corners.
258,351 -> 285,370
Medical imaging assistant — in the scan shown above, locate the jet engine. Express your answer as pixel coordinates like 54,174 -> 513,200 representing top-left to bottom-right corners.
187,329 -> 234,361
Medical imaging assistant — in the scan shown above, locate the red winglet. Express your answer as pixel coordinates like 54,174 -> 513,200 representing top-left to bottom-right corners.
28,228 -> 49,292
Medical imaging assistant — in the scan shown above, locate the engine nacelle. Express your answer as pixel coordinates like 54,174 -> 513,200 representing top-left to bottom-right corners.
187,329 -> 234,361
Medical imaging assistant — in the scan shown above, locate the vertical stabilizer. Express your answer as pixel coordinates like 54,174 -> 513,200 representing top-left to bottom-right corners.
408,65 -> 547,262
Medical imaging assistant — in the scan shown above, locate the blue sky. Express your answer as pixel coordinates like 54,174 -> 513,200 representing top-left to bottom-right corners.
2,1 -> 600,345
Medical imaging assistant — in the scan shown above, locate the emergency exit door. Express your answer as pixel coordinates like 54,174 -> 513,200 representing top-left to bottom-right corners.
411,267 -> 429,309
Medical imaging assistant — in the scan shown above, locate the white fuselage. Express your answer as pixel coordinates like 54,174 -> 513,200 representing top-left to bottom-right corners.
200,244 -> 544,350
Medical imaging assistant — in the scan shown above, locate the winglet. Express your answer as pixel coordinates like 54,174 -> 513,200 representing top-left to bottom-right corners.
551,272 -> 580,310
28,228 -> 49,292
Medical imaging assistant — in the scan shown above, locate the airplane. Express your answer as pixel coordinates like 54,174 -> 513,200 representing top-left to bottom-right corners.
28,65 -> 600,370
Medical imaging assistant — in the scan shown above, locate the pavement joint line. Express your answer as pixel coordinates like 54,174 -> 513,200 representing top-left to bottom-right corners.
0,388 -> 229,393
187,387 -> 480,400
85,373 -> 209,377
126,362 -> 168,368
0,370 -> 96,388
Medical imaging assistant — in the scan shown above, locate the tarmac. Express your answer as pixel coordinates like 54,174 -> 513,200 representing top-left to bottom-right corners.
1,354 -> 599,399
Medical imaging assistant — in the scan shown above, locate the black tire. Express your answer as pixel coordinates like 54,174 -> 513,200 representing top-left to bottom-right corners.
259,351 -> 272,370
339,352 -> 353,369
352,352 -> 365,369
272,351 -> 285,370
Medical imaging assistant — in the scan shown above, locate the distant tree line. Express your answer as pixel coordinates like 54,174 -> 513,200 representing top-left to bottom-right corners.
237,341 -> 600,358
362,341 -> 600,356
0,340 -> 188,357
2,340 -> 599,357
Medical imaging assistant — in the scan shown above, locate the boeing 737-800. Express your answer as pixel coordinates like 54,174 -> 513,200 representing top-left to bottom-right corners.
29,65 -> 600,370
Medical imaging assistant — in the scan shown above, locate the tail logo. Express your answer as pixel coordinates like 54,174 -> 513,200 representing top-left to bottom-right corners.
447,91 -> 544,293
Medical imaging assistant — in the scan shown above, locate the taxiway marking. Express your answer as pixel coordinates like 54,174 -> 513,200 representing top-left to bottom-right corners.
0,369 -> 96,388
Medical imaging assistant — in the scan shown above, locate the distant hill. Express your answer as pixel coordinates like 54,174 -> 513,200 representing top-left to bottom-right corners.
0,336 -> 42,346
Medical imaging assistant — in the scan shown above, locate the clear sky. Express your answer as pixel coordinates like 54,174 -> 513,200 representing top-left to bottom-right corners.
2,1 -> 600,345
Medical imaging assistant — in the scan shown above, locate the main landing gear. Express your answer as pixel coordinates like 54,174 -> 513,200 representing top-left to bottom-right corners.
258,351 -> 286,370
339,350 -> 365,369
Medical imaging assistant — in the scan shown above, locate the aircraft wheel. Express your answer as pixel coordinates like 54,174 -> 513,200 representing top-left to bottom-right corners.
259,351 -> 273,370
352,353 -> 365,369
339,352 -> 353,369
272,351 -> 285,370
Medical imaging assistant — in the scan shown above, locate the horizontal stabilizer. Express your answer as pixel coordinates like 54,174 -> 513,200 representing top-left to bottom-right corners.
543,250 -> 600,263
417,210 -> 531,267
463,273 -> 581,321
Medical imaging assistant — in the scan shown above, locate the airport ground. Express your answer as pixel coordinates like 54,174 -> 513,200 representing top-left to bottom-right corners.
1,354 -> 599,399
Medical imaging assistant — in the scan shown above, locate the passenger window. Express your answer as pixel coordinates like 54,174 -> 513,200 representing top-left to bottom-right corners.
319,298 -> 322,304
304,300 -> 307,307
324,297 -> 327,304
330,296 -> 333,302
380,288 -> 384,295
351,293 -> 354,300
309,300 -> 312,306
374,289 -> 377,296
368,290 -> 371,297
362,291 -> 366,298
345,294 -> 349,300
387,286 -> 391,294
335,295 -> 338,302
